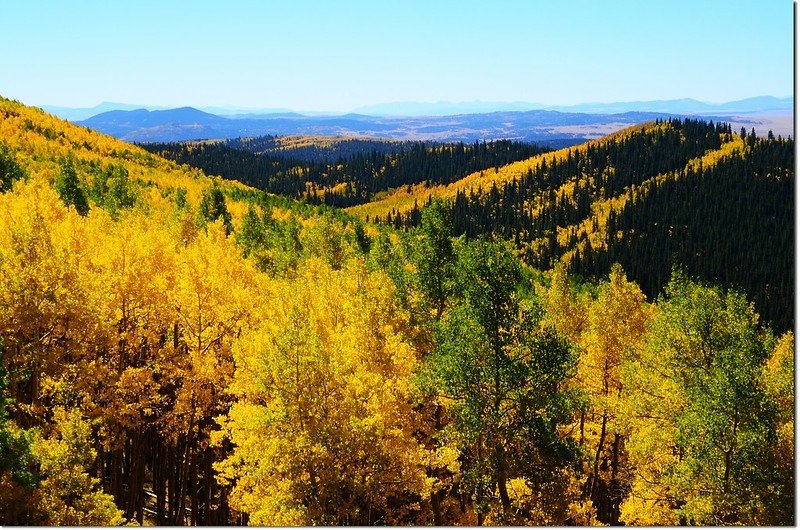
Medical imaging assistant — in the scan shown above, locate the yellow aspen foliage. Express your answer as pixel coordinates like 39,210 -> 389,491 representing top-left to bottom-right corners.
165,219 -> 259,444
617,309 -> 687,526
0,96 -> 791,527
32,408 -> 125,526
578,264 -> 653,405
763,331 -> 794,432
575,264 -> 653,523
216,258 -> 428,525
0,177 -> 102,418
76,213 -> 178,438
542,262 -> 587,342
757,331 -> 794,522
494,470 -> 601,526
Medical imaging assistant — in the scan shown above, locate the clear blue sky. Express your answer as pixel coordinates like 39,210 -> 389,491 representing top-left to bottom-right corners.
0,0 -> 793,111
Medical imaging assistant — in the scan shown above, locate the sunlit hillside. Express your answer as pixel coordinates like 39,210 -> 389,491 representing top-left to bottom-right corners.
351,118 -> 793,331
345,124 -> 650,221
0,97 -> 265,224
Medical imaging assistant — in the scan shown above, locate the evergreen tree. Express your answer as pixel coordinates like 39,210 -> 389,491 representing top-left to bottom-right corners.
0,143 -> 26,192
54,159 -> 89,216
235,205 -> 264,257
0,341 -> 39,524
105,166 -> 137,212
199,186 -> 233,234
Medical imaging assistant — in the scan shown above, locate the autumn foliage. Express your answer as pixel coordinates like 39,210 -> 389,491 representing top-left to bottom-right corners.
0,97 -> 793,526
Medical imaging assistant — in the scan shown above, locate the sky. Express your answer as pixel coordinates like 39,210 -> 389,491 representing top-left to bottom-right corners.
0,0 -> 793,112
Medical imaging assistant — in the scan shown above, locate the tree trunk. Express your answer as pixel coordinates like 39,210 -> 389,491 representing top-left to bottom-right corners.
190,447 -> 198,526
610,433 -> 621,525
579,409 -> 586,446
431,490 -> 443,526
431,404 -> 444,526
155,440 -> 166,525
111,447 -> 124,507
495,443 -> 511,513
590,412 -> 608,503
168,443 -> 179,524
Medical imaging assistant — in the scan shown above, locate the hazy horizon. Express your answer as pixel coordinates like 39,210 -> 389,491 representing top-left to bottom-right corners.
38,94 -> 795,117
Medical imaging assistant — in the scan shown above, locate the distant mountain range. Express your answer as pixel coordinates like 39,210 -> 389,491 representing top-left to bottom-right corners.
77,107 -> 701,144
59,96 -> 791,144
41,102 -> 299,121
45,96 -> 792,122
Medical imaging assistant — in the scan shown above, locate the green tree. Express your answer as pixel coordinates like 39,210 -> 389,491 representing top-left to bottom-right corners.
105,165 -> 137,212
422,238 -> 580,524
415,199 -> 457,320
89,165 -> 136,215
300,213 -> 349,269
0,342 -> 39,524
621,270 -> 785,525
174,187 -> 188,209
0,143 -> 26,192
199,186 -> 233,234
236,204 -> 265,257
54,159 -> 89,216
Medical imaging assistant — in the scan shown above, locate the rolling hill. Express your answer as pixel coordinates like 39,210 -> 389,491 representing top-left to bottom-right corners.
0,95 -> 389,525
142,136 -> 549,208
350,119 -> 794,331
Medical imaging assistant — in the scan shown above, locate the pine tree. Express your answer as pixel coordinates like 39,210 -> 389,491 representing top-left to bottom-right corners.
199,186 -> 233,234
0,143 -> 26,192
54,159 -> 89,216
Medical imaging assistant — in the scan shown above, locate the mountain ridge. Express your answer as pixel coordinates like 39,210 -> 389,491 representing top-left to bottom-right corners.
76,105 -> 787,145
348,117 -> 793,331
43,95 -> 792,121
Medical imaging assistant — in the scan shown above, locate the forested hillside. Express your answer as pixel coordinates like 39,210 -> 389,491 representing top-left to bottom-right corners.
144,137 -> 547,208
0,97 -> 793,527
224,135 -> 409,162
364,119 -> 794,332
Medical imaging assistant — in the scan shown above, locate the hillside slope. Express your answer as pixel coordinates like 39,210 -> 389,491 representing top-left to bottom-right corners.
0,98 -> 242,210
353,119 -> 794,331
143,136 -> 547,208
0,97 -> 358,230
346,123 -> 648,221
0,96 -> 387,525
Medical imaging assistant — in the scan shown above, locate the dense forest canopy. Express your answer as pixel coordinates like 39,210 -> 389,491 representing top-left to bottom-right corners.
0,97 -> 793,526
147,120 -> 794,332
378,119 -> 794,332
143,137 -> 548,208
